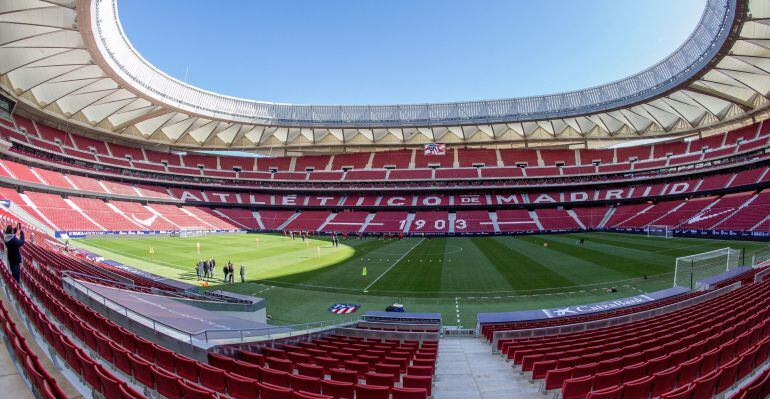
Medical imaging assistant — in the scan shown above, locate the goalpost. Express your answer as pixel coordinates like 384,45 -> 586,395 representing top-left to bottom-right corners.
645,225 -> 673,239
179,228 -> 208,238
673,247 -> 743,289
751,247 -> 770,268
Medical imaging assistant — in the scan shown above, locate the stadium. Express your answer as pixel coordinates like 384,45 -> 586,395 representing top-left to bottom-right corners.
0,0 -> 768,398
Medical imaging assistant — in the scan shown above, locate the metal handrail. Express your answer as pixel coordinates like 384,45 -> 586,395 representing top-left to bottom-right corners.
92,0 -> 735,127
490,281 -> 741,348
62,273 -> 360,343
60,270 -> 234,302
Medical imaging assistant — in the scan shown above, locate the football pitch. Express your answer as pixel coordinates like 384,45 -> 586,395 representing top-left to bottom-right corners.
72,232 -> 768,327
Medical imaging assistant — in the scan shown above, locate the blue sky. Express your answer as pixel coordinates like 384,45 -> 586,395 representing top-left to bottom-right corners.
120,0 -> 705,105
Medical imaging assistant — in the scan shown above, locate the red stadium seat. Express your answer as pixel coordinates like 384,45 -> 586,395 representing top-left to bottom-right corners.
225,373 -> 259,399
197,363 -> 227,392
330,368 -> 358,384
289,373 -> 322,394
354,384 -> 389,399
361,371 -> 392,388
660,384 -> 694,399
153,366 -> 182,399
587,386 -> 622,399
562,375 -> 595,399
259,382 -> 294,399
320,379 -> 355,399
619,376 -> 653,399
293,390 -> 334,399
403,375 -> 432,397
297,363 -> 325,379
261,367 -> 291,387
180,381 -> 217,399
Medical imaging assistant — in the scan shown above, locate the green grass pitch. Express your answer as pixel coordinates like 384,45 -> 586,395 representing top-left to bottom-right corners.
72,232 -> 768,327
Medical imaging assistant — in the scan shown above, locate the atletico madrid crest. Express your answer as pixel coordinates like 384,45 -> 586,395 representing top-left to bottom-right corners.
328,303 -> 360,314
424,143 -> 446,155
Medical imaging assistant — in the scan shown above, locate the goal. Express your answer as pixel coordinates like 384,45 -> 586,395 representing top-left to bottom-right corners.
751,247 -> 770,268
179,228 -> 208,238
673,247 -> 743,289
645,225 -> 673,239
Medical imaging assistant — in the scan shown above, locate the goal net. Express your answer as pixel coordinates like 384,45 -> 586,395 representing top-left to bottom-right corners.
645,225 -> 673,239
673,247 -> 743,289
751,247 -> 770,268
179,228 -> 207,238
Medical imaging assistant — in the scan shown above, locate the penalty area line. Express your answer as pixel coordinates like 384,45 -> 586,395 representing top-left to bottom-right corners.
363,238 -> 425,293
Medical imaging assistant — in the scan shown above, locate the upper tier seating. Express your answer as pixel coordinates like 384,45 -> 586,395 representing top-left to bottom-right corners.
371,150 -> 412,169
457,148 -> 498,167
540,149 -> 576,166
294,155 -> 331,172
331,153 -> 370,170
414,149 -> 454,168
500,149 -> 540,167
3,117 -> 769,186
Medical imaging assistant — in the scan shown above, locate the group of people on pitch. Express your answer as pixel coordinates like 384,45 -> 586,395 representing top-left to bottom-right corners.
196,257 -> 216,281
195,258 -> 245,283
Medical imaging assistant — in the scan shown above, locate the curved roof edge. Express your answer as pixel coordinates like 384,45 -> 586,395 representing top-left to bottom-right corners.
93,0 -> 735,128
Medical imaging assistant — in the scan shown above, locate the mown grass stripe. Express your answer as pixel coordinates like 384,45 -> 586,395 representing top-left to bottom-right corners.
471,236 -> 573,290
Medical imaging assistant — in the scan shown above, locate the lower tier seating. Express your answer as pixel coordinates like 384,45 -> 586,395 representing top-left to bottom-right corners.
498,276 -> 770,398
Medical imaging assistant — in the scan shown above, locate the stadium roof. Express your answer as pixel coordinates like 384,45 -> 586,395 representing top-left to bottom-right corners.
1,0 -> 770,150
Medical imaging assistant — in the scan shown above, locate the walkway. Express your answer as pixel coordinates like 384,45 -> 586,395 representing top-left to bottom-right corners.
0,337 -> 34,399
0,287 -> 82,399
433,337 -> 542,399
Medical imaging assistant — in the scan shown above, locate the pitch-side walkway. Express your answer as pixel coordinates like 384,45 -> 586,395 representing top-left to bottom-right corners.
433,337 -> 542,399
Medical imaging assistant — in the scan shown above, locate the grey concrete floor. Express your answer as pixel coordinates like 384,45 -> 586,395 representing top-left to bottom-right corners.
0,337 -> 34,399
433,337 -> 544,399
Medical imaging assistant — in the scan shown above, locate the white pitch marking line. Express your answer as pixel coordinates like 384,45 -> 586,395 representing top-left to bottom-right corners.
363,238 -> 425,292
455,297 -> 461,326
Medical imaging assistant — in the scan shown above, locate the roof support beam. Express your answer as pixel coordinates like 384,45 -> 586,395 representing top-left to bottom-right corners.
686,85 -> 752,112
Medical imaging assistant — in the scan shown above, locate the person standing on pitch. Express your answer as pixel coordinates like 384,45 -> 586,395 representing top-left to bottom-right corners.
210,257 -> 216,279
195,259 -> 202,281
240,264 -> 245,283
3,223 -> 25,283
223,262 -> 229,283
228,262 -> 235,284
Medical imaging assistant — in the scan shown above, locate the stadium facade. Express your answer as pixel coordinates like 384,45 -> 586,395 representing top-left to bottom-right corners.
0,0 -> 769,152
0,2 -> 770,399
